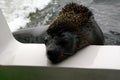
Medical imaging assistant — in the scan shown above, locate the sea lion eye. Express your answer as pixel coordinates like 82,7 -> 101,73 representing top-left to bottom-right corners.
62,37 -> 69,43
57,33 -> 71,46
58,37 -> 69,47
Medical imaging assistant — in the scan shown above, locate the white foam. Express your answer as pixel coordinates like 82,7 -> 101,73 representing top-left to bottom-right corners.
0,0 -> 52,32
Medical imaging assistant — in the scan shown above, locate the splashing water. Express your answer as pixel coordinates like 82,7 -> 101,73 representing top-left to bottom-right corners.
0,0 -> 51,32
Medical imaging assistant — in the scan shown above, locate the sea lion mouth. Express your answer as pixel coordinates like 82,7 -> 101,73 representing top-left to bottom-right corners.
47,46 -> 73,64
47,52 -> 73,64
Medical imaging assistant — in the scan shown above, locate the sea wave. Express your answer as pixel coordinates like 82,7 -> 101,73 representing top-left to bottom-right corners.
0,0 -> 52,32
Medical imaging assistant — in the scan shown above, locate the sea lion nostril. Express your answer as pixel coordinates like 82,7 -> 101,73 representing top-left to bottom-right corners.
47,50 -> 54,56
47,49 -> 60,57
47,48 -> 64,64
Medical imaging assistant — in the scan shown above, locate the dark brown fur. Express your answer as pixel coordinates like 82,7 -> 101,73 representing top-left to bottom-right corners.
47,3 -> 95,50
47,3 -> 92,34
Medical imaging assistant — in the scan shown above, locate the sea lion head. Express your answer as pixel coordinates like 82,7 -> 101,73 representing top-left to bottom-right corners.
45,3 -> 93,63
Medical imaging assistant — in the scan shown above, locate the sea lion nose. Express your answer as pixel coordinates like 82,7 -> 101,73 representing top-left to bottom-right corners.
47,48 -> 59,57
47,50 -> 55,56
47,47 -> 63,63
47,46 -> 62,63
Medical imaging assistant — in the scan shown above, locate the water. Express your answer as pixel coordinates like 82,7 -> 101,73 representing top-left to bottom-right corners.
0,0 -> 120,45
0,0 -> 52,32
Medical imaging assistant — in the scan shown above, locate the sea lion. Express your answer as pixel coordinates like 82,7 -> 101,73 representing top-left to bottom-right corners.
45,3 -> 104,63
13,3 -> 104,64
